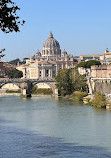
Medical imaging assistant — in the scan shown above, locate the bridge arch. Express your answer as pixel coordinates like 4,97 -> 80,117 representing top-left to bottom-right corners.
32,82 -> 56,95
35,82 -> 52,89
1,83 -> 20,90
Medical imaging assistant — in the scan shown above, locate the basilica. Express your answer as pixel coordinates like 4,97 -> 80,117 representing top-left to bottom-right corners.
17,32 -> 77,79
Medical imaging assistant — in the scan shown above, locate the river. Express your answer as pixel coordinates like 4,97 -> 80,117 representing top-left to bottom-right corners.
0,95 -> 111,158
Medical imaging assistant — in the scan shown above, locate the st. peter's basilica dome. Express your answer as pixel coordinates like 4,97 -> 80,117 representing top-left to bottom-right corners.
42,32 -> 61,57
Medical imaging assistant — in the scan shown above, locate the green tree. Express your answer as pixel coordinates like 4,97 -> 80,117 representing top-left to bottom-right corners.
0,0 -> 25,33
55,68 -> 88,96
55,69 -> 73,96
8,58 -> 21,65
77,60 -> 101,68
71,69 -> 88,92
8,69 -> 23,78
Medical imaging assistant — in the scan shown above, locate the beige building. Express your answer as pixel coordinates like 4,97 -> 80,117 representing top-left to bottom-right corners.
91,65 -> 111,78
100,49 -> 111,65
78,54 -> 100,63
17,32 -> 77,79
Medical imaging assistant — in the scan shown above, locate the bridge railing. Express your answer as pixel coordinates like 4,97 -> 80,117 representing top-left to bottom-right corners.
0,77 -> 56,83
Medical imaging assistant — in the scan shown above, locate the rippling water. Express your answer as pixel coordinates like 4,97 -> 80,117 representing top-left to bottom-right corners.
0,96 -> 111,158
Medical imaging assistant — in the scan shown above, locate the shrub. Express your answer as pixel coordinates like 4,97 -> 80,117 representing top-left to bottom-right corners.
92,92 -> 107,108
70,91 -> 88,101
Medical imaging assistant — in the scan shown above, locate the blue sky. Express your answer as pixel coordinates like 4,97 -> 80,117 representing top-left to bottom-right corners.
0,0 -> 111,61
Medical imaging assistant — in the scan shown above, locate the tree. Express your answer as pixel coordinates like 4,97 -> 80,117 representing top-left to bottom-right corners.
55,69 -> 73,96
8,68 -> 23,78
0,0 -> 25,33
71,69 -> 88,92
8,58 -> 21,65
76,60 -> 101,68
55,68 -> 88,96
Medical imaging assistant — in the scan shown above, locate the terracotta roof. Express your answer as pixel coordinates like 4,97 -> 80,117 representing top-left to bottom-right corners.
16,64 -> 29,68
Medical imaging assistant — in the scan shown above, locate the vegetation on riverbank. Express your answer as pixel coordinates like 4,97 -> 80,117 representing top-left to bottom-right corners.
92,92 -> 107,108
70,91 -> 88,101
55,68 -> 88,96
84,92 -> 108,108
6,89 -> 21,93
32,86 -> 52,95
55,68 -> 110,109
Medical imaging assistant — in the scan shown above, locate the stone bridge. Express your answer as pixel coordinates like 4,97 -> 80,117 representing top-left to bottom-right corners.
0,78 -> 58,97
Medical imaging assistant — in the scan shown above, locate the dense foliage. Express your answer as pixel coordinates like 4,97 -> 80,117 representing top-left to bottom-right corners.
70,91 -> 88,101
8,69 -> 23,78
76,60 -> 101,68
92,92 -> 107,108
55,68 -> 88,96
32,86 -> 52,95
0,0 -> 25,33
8,58 -> 21,65
55,69 -> 73,96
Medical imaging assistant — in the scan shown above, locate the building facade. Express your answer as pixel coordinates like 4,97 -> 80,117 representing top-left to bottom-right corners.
78,54 -> 100,63
91,65 -> 111,78
99,49 -> 111,65
17,32 -> 77,79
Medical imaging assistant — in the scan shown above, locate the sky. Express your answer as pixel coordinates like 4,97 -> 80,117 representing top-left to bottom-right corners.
0,0 -> 111,61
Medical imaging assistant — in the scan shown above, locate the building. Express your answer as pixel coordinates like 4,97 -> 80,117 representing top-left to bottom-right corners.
91,65 -> 111,78
17,32 -> 77,79
100,49 -> 111,65
78,54 -> 100,63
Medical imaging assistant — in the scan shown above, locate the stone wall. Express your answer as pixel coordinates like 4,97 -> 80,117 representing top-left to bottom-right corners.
91,65 -> 111,78
94,80 -> 111,94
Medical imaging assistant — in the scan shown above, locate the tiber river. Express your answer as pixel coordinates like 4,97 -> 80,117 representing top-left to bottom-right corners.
0,96 -> 111,158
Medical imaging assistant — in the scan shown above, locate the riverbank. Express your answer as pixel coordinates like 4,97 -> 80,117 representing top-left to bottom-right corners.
83,93 -> 111,110
0,93 -> 21,97
62,91 -> 111,110
0,93 -> 52,97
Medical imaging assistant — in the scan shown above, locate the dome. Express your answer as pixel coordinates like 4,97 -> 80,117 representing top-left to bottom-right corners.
42,32 -> 61,57
43,32 -> 60,48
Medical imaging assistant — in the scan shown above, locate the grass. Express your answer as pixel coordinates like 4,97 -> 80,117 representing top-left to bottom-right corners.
6,89 -> 21,93
32,86 -> 52,95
